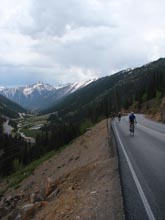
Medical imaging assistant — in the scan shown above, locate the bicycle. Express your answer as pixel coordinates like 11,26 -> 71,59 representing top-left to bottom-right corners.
118,112 -> 121,122
129,122 -> 135,135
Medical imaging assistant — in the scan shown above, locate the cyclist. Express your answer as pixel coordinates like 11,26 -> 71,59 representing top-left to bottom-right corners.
118,112 -> 121,121
129,112 -> 137,133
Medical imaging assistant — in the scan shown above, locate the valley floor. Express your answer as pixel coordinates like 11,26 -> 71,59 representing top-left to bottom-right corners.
1,119 -> 125,220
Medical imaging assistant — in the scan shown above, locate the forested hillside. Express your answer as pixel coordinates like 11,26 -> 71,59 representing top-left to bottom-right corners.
45,58 -> 165,124
0,116 -> 28,176
0,95 -> 26,118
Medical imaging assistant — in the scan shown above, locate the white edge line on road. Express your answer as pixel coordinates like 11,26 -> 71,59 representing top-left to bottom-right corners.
113,122 -> 156,220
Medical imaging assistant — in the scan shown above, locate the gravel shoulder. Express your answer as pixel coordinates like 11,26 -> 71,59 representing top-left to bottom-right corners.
1,119 -> 125,220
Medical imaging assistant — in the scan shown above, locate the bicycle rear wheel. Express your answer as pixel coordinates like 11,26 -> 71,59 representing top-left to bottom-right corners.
130,123 -> 134,135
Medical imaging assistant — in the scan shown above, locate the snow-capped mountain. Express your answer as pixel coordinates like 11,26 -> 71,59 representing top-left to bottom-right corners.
0,80 -> 97,111
0,86 -> 5,91
56,79 -> 97,95
23,82 -> 55,97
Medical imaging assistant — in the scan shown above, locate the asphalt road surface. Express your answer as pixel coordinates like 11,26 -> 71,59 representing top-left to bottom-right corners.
112,115 -> 165,220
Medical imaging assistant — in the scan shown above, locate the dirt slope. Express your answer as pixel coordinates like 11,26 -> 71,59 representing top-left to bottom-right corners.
1,119 -> 125,220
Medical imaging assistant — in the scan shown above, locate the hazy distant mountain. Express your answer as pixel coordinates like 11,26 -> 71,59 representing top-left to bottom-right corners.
0,80 -> 96,111
0,94 -> 26,118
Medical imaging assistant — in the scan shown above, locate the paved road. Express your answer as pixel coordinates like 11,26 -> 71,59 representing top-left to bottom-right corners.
112,115 -> 165,220
3,120 -> 13,135
18,128 -> 35,143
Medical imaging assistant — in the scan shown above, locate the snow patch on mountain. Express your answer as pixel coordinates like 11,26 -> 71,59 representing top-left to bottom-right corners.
0,86 -> 5,91
23,87 -> 33,96
32,82 -> 55,91
63,79 -> 97,94
22,82 -> 56,97
0,79 -> 98,110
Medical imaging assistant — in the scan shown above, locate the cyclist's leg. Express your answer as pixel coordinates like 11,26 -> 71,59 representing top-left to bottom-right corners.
132,123 -> 134,135
130,122 -> 134,134
129,122 -> 132,133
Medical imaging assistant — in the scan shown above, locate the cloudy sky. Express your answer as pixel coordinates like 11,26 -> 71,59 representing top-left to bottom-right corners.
0,0 -> 165,87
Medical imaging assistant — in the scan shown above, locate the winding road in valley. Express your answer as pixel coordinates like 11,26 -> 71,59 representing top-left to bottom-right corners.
3,120 -> 13,135
112,114 -> 165,220
17,128 -> 35,143
3,118 -> 35,143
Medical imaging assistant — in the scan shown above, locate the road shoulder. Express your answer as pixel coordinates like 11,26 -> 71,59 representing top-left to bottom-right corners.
1,119 -> 125,220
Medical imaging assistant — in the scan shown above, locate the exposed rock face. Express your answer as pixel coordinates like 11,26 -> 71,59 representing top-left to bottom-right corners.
45,177 -> 58,197
0,195 -> 23,213
0,179 -> 57,220
21,203 -> 36,220
160,97 -> 165,123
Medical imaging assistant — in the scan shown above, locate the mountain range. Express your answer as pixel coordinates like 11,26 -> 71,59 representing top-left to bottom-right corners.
0,80 -> 96,111
0,94 -> 26,118
0,58 -> 165,121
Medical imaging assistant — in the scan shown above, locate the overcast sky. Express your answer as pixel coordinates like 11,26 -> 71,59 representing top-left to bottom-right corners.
0,0 -> 165,87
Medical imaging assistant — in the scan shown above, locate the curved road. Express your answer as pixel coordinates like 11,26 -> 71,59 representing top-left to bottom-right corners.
112,115 -> 165,220
3,120 -> 13,135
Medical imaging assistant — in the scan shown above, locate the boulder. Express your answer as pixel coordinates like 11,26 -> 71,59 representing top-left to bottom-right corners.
30,188 -> 45,203
0,207 -> 8,218
20,203 -> 36,220
30,193 -> 37,204
46,188 -> 59,201
45,177 -> 57,197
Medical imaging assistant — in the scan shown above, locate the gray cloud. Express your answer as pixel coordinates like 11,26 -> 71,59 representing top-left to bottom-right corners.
24,0 -> 116,37
0,0 -> 165,86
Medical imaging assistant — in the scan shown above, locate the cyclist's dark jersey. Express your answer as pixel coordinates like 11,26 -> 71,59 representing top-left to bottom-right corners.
129,114 -> 135,122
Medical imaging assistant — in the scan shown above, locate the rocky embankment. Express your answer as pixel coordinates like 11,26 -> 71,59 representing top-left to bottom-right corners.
160,96 -> 165,123
147,96 -> 165,122
0,119 -> 125,220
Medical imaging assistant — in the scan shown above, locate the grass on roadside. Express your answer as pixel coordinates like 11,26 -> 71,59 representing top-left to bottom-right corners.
6,150 -> 56,189
80,119 -> 94,133
5,144 -> 69,191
